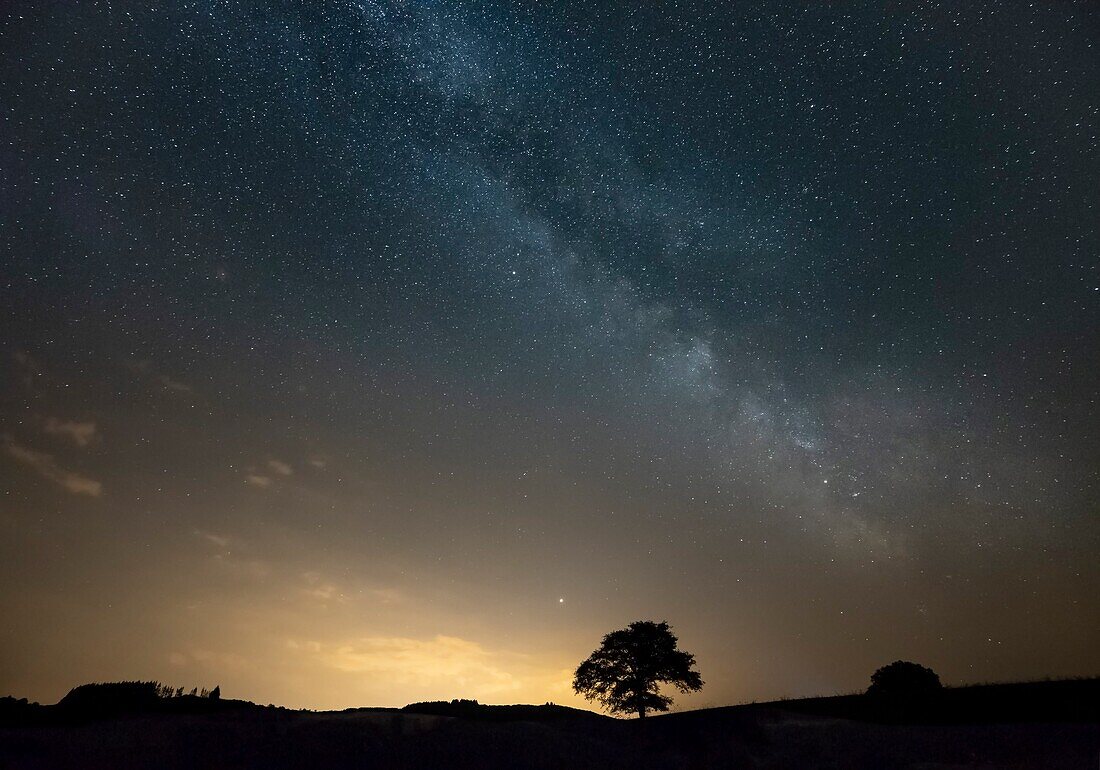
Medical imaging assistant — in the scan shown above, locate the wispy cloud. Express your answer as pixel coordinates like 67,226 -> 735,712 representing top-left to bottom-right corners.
159,374 -> 192,393
319,635 -> 524,693
214,555 -> 272,580
300,571 -> 403,606
186,648 -> 254,671
2,434 -> 102,496
44,418 -> 97,448
193,529 -> 271,580
367,587 -> 405,605
125,359 -> 192,393
304,582 -> 345,602
268,459 -> 293,476
11,350 -> 42,388
243,460 -> 293,488
125,358 -> 153,375
194,529 -> 230,549
286,639 -> 323,653
305,634 -> 578,703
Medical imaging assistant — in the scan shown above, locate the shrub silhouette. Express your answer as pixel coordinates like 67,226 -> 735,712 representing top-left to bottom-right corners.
59,682 -> 170,714
867,661 -> 942,696
573,620 -> 703,718
401,699 -> 593,722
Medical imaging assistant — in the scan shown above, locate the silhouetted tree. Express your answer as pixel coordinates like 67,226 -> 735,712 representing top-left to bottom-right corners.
60,682 -> 168,714
210,685 -> 220,700
868,660 -> 942,696
573,620 -> 703,718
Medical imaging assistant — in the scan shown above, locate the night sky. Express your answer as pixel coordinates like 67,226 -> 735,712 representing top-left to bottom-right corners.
1,1 -> 1097,711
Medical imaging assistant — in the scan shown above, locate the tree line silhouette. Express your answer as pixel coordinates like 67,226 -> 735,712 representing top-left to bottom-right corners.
2,620 -> 1096,730
60,681 -> 220,710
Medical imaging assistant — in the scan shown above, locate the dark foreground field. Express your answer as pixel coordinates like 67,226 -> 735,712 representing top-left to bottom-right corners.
1,680 -> 1097,769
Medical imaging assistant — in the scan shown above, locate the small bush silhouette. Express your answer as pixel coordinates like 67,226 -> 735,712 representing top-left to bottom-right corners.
868,661 -> 942,696
401,699 -> 591,722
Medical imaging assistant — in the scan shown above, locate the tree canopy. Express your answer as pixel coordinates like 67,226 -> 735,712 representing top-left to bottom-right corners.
573,620 -> 703,718
868,660 -> 942,696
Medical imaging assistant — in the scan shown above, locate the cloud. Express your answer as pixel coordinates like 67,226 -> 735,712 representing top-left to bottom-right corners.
2,435 -> 103,496
194,529 -> 230,548
195,530 -> 275,580
305,583 -> 343,601
188,648 -> 254,671
300,572 -> 402,606
286,639 -> 323,653
244,461 -> 294,487
368,587 -> 405,605
306,634 -> 578,704
301,571 -> 346,603
125,359 -> 153,375
212,552 -> 272,580
11,350 -> 42,388
44,418 -> 97,448
268,459 -> 293,476
125,359 -> 192,393
308,457 -> 327,469
319,635 -> 524,694
159,374 -> 192,393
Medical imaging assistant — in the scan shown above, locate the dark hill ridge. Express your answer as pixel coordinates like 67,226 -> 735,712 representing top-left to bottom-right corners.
712,676 -> 1100,725
3,676 -> 1098,725
1,679 -> 1097,769
400,698 -> 604,722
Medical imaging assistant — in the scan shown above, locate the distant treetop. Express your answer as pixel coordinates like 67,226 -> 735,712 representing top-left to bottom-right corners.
868,661 -> 942,696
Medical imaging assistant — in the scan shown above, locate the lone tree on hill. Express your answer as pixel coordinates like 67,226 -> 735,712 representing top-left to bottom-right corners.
868,660 -> 942,696
573,620 -> 703,718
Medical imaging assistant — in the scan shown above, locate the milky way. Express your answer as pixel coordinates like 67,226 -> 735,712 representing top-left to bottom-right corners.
1,1 -> 1097,709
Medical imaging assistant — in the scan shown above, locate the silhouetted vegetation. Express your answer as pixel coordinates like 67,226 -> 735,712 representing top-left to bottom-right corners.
23,681 -> 235,725
0,696 -> 40,727
868,660 -> 942,696
752,677 -> 1099,725
59,681 -> 175,713
573,620 -> 703,718
401,699 -> 601,722
1,678 -> 1097,769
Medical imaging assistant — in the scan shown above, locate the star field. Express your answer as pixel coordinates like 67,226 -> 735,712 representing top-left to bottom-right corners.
0,1 -> 1097,709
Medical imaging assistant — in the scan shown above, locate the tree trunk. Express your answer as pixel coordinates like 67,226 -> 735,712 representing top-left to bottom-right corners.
638,706 -> 646,719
